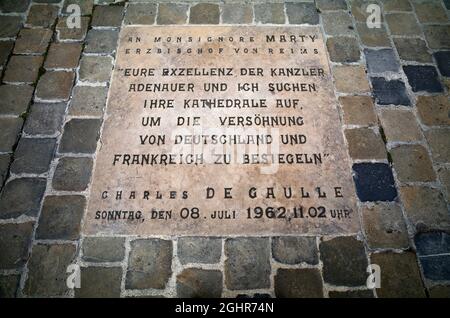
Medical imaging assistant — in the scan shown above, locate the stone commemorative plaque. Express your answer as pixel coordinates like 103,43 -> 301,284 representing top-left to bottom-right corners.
83,26 -> 359,236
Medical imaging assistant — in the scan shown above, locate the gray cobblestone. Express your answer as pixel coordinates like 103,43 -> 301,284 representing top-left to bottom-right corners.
59,118 -> 102,154
0,275 -> 20,298
75,266 -> 122,298
0,85 -> 33,116
13,29 -> 52,55
124,3 -> 156,25
390,145 -> 436,182
393,38 -> 432,63
189,3 -> 220,25
0,222 -> 33,269
10,138 -> 56,174
0,154 -> 10,185
56,16 -> 89,41
0,16 -> 23,38
26,4 -> 58,28
322,11 -> 354,36
0,41 -> 13,68
177,268 -> 223,298
69,86 -> 107,117
326,37 -> 360,63
272,236 -> 318,265
221,4 -> 253,24
254,3 -> 285,24
3,55 -> 44,84
79,55 -> 113,83
85,29 -> 119,54
275,268 -> 323,298
62,0 -> 94,16
178,237 -> 222,264
82,237 -> 125,262
35,71 -> 75,101
286,2 -> 319,25
24,103 -> 66,136
0,117 -> 23,152
52,157 -> 93,191
156,3 -> 188,25
92,5 -> 124,27
45,42 -> 83,70
0,0 -> 30,13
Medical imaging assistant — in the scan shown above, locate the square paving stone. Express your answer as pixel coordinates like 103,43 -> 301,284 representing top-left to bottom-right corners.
339,96 -> 377,126
45,42 -> 82,69
272,236 -> 318,265
35,71 -> 75,101
24,103 -> 66,136
400,186 -> 450,231
52,157 -> 93,191
329,290 -> 374,298
0,16 -> 22,38
326,37 -> 360,63
126,239 -> 172,290
36,195 -> 86,240
79,55 -> 113,83
10,138 -> 56,174
0,0 -> 30,13
322,11 -> 355,36
3,55 -> 44,84
434,51 -> 450,77
393,38 -> 432,63
316,0 -> 347,10
425,128 -> 450,163
420,255 -> 450,281
0,117 -> 23,152
320,236 -> 368,286
415,232 -> 450,256
75,266 -> 122,298
275,268 -> 323,298
91,5 -> 124,27
370,252 -> 426,297
0,154 -> 10,185
157,3 -> 188,25
221,4 -> 253,24
379,109 -> 422,142
189,3 -> 220,24
85,29 -> 118,54
285,2 -> 319,24
0,222 -> 33,269
225,237 -> 270,290
69,86 -> 107,117
125,3 -> 156,25
0,84 -> 33,116
390,145 -> 436,182
0,178 -> 46,219
254,3 -> 285,24
439,168 -> 450,198
345,128 -> 386,160
382,0 -> 412,11
56,16 -> 89,41
13,28 -> 52,55
177,268 -> 223,298
352,163 -> 398,202
370,77 -> 411,106
0,40 -> 13,67
333,65 -> 370,93
24,244 -> 77,297
82,237 -> 125,262
356,22 -> 391,47
364,49 -> 400,73
26,4 -> 58,28
59,118 -> 102,154
403,65 -> 443,93
362,203 -> 409,249
0,275 -> 20,298
178,237 -> 222,264
413,1 -> 448,23
62,0 -> 93,16
424,25 -> 450,50
385,13 -> 421,36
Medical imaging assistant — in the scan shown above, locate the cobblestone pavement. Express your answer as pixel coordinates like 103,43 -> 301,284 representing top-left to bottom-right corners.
0,0 -> 449,298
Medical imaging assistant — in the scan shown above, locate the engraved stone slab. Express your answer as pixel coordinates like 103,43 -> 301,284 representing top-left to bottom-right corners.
83,26 -> 360,236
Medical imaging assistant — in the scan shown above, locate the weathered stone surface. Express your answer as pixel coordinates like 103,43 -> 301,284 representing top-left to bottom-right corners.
0,275 -> 20,298
379,109 -> 422,142
24,103 -> 66,136
382,0 -> 412,11
189,4 -> 220,24
26,4 -> 58,28
429,285 -> 450,298
322,11 -> 354,36
390,145 -> 436,182
24,244 -> 77,297
416,95 -> 450,126
125,3 -> 156,25
345,128 -> 386,160
0,41 -> 13,67
0,84 -> 33,116
10,138 -> 56,174
35,71 -> 75,101
425,129 -> 450,163
85,29 -> 119,54
0,154 -> 10,185
362,203 -> 409,249
3,55 -> 43,84
60,119 -> 102,154
351,0 -> 380,22
400,186 -> 450,231
329,290 -> 374,298
221,4 -> 253,24
75,266 -> 122,298
62,0 -> 93,16
177,268 -> 223,298
371,252 -> 426,298
393,38 -> 432,63
364,49 -> 400,73
356,23 -> 391,47
327,37 -> 360,63
434,51 -> 450,77
225,238 -> 270,290
285,2 -> 319,24
13,28 -> 52,55
339,96 -> 377,126
370,77 -> 411,106
157,3 -> 188,25
36,195 -> 86,240
385,13 -> 421,36
126,239 -> 172,289
320,237 -> 368,286
0,117 -> 22,152
272,236 -> 318,265
52,157 -> 93,191
333,65 -> 370,93
420,255 -> 450,281
56,16 -> 89,41
275,268 -> 323,298
92,5 -> 124,27
0,16 -> 22,38
69,86 -> 107,117
45,43 -> 82,69
254,3 -> 285,24
0,0 -> 30,13
316,0 -> 347,10
353,163 -> 398,202
0,178 -> 46,219
0,222 -> 33,269
79,55 -> 112,83
82,237 -> 125,263
413,1 -> 448,23
415,232 -> 450,256
424,26 -> 450,50
403,65 -> 443,93
178,237 -> 222,264
439,168 -> 450,198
